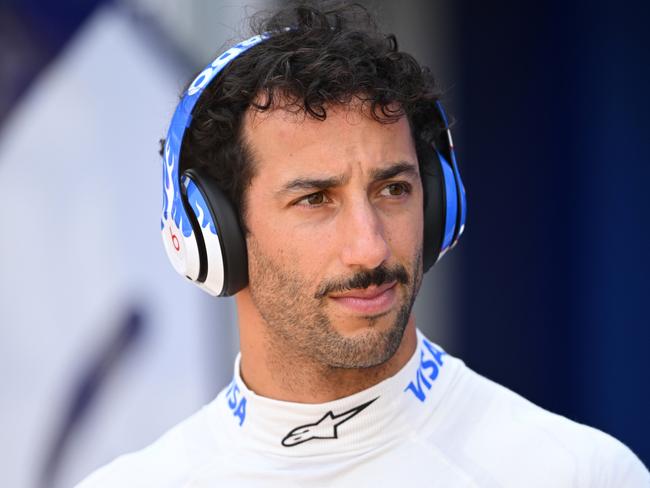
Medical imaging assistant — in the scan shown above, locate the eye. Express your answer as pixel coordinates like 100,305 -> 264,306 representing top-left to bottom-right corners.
295,191 -> 329,207
380,182 -> 411,197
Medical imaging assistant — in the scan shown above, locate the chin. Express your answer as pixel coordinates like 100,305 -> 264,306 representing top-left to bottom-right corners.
330,309 -> 395,335
316,307 -> 410,369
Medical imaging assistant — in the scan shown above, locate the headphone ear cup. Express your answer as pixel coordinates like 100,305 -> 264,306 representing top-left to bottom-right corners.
418,139 -> 446,272
182,168 -> 248,296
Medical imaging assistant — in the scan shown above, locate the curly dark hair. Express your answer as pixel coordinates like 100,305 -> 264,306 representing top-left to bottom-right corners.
174,1 -> 444,231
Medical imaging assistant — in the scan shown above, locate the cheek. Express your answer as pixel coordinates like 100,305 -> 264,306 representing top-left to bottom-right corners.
247,223 -> 334,290
384,204 -> 423,255
283,232 -> 335,279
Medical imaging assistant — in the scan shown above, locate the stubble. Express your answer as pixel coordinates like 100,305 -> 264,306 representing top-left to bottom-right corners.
247,235 -> 423,372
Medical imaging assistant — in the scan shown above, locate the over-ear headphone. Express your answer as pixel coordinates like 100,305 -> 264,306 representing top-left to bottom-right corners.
161,34 -> 467,296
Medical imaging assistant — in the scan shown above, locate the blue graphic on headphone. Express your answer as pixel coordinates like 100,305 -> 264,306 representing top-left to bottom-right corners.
161,34 -> 268,237
184,176 -> 217,234
435,101 -> 467,240
439,152 -> 458,252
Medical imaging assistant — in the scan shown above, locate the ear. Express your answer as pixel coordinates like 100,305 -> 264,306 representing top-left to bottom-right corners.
417,138 -> 445,272
183,168 -> 249,296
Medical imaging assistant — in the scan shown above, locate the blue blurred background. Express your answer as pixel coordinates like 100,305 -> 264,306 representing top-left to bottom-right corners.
1,0 -> 648,486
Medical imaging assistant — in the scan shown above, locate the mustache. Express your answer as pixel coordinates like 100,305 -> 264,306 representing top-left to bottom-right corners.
314,264 -> 410,299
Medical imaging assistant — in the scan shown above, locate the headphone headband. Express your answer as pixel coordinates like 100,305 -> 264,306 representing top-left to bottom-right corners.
161,34 -> 267,288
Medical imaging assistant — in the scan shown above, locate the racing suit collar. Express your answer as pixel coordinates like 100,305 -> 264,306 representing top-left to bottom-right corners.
210,329 -> 460,458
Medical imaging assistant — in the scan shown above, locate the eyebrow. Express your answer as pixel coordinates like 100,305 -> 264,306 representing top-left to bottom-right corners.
277,161 -> 418,196
279,174 -> 349,194
369,161 -> 419,182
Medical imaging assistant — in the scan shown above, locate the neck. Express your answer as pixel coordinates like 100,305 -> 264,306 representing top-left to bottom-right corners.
235,289 -> 418,403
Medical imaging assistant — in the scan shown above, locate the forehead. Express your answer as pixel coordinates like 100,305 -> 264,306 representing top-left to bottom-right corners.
242,102 -> 417,183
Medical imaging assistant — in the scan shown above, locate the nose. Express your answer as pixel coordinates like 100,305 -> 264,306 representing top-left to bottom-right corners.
339,198 -> 390,270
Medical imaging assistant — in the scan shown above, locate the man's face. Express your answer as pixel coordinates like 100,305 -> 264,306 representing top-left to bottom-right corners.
242,102 -> 424,369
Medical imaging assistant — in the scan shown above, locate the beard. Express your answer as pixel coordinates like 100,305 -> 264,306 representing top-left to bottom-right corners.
247,236 -> 423,369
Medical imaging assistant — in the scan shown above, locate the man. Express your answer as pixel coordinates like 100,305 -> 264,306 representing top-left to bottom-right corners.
78,2 -> 649,486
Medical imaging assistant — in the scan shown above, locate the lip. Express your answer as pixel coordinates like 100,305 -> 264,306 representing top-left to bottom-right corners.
328,281 -> 397,315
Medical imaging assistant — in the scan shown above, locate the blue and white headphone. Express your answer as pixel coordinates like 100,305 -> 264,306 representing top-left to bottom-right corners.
161,33 -> 467,297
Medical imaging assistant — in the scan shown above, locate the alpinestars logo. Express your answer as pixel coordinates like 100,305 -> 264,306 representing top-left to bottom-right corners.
281,398 -> 378,447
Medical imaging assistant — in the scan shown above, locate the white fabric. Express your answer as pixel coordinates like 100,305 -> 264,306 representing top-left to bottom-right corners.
75,331 -> 650,487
